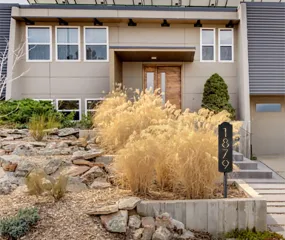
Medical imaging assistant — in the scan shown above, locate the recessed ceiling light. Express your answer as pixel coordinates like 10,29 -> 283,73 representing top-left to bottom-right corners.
151,56 -> 157,60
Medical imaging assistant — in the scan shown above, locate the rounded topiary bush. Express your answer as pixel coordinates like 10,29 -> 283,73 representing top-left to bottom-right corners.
202,73 -> 236,119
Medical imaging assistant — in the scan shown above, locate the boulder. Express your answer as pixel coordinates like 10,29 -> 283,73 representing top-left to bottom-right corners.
133,228 -> 144,240
0,173 -> 20,195
155,213 -> 173,230
87,203 -> 119,215
128,215 -> 141,229
100,210 -> 128,233
80,166 -> 105,184
65,166 -> 90,177
171,219 -> 185,234
15,161 -> 36,177
58,128 -> 79,137
118,197 -> 141,210
66,177 -> 88,193
12,144 -> 37,156
44,159 -> 62,175
90,177 -> 111,189
152,227 -> 172,240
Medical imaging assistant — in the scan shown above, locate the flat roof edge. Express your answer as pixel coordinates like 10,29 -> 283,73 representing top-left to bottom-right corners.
110,46 -> 196,50
18,4 -> 237,12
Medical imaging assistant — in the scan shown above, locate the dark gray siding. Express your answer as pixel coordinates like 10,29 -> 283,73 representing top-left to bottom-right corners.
246,3 -> 285,95
0,4 -> 14,98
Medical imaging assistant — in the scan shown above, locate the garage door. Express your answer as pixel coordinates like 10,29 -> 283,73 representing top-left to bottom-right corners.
251,96 -> 285,156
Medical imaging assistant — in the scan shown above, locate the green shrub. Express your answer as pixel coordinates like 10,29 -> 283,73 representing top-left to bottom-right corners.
0,207 -> 40,240
202,73 -> 236,119
60,111 -> 77,128
0,99 -> 56,127
26,170 -> 68,201
76,114 -> 93,129
225,228 -> 285,240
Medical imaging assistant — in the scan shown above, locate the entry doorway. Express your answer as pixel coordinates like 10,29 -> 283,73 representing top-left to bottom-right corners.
143,65 -> 181,108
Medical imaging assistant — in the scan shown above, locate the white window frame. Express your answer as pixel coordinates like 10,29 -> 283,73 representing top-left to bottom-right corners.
85,98 -> 104,115
56,99 -> 81,121
83,26 -> 109,62
55,26 -> 81,62
218,28 -> 234,63
200,28 -> 216,62
26,26 -> 52,62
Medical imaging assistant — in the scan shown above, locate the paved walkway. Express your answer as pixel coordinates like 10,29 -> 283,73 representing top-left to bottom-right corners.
246,159 -> 285,237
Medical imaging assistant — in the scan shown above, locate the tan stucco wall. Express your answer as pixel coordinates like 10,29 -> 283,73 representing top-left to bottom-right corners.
251,96 -> 285,156
122,23 -> 238,112
8,20 -> 239,116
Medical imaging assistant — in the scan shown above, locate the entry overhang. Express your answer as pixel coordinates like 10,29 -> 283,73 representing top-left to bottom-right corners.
111,46 -> 196,62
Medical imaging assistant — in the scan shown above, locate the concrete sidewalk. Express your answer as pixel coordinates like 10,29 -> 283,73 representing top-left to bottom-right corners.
258,155 -> 285,179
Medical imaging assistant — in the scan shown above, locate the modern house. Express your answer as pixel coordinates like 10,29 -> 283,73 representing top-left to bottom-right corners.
0,0 -> 284,157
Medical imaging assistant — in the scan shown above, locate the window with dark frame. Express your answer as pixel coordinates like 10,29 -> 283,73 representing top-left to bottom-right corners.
56,99 -> 81,121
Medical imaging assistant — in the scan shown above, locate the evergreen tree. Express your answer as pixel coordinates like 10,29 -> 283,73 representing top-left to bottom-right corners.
201,73 -> 235,119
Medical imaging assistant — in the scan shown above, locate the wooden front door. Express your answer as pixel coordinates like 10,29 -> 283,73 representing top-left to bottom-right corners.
143,66 -> 181,108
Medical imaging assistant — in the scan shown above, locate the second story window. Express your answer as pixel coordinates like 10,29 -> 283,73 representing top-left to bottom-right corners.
84,27 -> 108,61
26,26 -> 51,61
200,28 -> 215,62
56,27 -> 80,61
219,29 -> 234,62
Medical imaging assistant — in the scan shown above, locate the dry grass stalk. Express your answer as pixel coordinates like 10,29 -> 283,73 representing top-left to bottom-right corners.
95,89 -> 242,199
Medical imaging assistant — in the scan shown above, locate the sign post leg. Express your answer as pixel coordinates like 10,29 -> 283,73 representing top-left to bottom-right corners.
224,172 -> 227,198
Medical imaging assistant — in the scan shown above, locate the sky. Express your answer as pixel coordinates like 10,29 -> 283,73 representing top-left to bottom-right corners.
0,0 -> 28,4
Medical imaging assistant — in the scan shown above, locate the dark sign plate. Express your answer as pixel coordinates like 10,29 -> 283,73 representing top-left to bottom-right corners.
218,122 -> 233,173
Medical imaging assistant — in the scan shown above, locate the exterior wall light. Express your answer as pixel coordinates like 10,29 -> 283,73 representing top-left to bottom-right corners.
226,20 -> 234,28
128,19 -> 137,27
161,19 -> 170,27
194,20 -> 202,28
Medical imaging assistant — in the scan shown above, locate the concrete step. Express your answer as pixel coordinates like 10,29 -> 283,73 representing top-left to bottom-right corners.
234,160 -> 258,170
229,169 -> 273,179
257,189 -> 285,194
260,195 -> 285,201
233,151 -> 243,162
250,184 -> 285,189
267,202 -> 285,207
267,207 -> 285,214
268,226 -> 285,237
267,214 -> 285,225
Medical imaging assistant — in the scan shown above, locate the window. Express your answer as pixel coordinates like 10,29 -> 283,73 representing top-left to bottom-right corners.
56,27 -> 80,61
26,26 -> 51,61
200,28 -> 215,62
84,27 -> 108,61
56,99 -> 81,121
256,103 -> 282,112
85,98 -> 104,116
219,29 -> 234,62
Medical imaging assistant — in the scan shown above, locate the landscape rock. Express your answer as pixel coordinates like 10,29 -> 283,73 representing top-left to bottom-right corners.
142,226 -> 155,240
2,142 -> 17,152
128,215 -> 141,229
43,128 -> 59,135
118,197 -> 141,210
39,149 -> 62,156
175,230 -> 195,239
66,177 -> 88,192
12,144 -> 37,156
0,149 -> 6,156
71,151 -> 86,160
7,129 -> 28,135
15,160 -> 36,177
2,162 -> 18,172
60,149 -> 72,155
171,219 -> 185,234
65,166 -> 90,177
133,228 -> 144,240
95,155 -> 114,165
45,142 -> 58,149
29,142 -> 47,147
80,166 -> 105,183
155,213 -> 173,230
142,217 -> 155,228
83,150 -> 103,160
72,159 -> 95,167
0,173 -> 20,195
44,159 -> 62,175
152,227 -> 172,240
58,128 -> 79,137
90,177 -> 111,189
87,203 -> 119,215
0,155 -> 21,165
100,210 -> 128,233
57,142 -> 69,149
75,138 -> 88,147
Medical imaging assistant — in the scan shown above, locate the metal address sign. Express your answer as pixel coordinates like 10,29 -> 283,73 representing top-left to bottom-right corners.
218,122 -> 233,198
